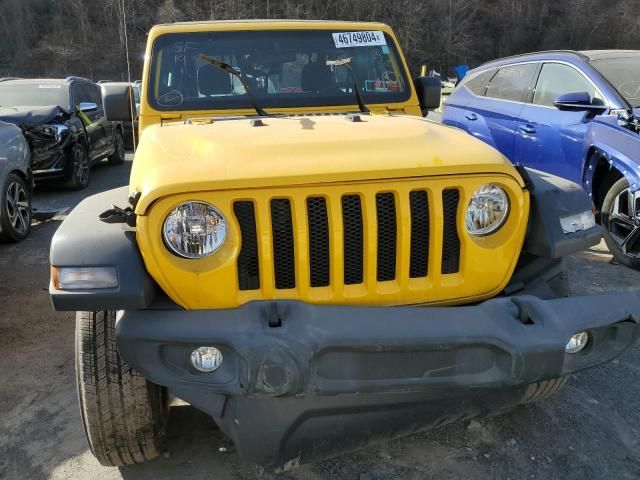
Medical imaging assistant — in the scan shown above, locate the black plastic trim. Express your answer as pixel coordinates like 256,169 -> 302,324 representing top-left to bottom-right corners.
522,168 -> 602,258
49,187 -> 158,311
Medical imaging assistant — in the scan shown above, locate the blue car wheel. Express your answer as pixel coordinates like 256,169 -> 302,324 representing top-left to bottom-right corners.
602,177 -> 640,269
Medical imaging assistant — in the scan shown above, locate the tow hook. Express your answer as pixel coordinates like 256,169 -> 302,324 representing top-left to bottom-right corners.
99,191 -> 140,227
99,204 -> 136,227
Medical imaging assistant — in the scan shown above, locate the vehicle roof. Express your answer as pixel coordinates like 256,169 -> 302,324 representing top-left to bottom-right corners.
150,19 -> 391,34
478,50 -> 588,69
478,49 -> 640,70
154,18 -> 387,27
581,49 -> 640,60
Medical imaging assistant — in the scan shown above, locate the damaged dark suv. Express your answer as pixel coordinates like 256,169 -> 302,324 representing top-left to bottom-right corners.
0,77 -> 125,189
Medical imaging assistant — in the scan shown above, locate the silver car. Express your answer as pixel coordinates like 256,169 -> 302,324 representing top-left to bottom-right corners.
0,120 -> 31,241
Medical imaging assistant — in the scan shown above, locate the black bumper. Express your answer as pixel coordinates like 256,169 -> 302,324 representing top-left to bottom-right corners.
116,292 -> 640,469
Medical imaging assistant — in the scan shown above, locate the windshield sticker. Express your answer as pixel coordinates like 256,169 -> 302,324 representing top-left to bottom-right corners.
38,85 -> 62,89
157,90 -> 184,107
332,31 -> 387,48
364,80 -> 399,92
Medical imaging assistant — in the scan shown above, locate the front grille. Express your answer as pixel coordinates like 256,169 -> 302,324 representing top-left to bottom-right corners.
233,186 -> 461,293
307,197 -> 330,287
234,201 -> 260,290
409,190 -> 430,278
342,195 -> 364,285
376,192 -> 397,281
441,189 -> 461,274
270,199 -> 295,289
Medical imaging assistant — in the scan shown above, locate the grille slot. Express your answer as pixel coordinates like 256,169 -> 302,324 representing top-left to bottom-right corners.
234,201 -> 260,290
342,195 -> 364,285
409,190 -> 430,278
270,199 -> 296,289
441,189 -> 461,274
307,197 -> 330,287
376,192 -> 397,281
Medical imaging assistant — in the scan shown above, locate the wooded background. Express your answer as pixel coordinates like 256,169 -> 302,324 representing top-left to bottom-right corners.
1,0 -> 639,80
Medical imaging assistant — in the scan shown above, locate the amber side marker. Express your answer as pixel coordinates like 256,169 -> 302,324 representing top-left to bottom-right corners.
51,266 -> 59,290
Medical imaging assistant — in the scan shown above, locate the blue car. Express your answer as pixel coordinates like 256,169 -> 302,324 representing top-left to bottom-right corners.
442,50 -> 640,269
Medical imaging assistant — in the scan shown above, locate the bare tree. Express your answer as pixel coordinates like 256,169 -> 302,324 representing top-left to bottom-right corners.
1,0 -> 639,80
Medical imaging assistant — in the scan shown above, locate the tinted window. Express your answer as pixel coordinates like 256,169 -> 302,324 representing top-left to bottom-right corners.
591,54 -> 640,107
86,84 -> 103,107
73,84 -> 93,106
485,64 -> 537,102
533,63 -> 602,107
148,30 -> 411,111
461,68 -> 496,96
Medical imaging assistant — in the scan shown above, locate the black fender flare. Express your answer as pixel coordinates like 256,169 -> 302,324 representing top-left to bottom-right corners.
49,186 -> 159,311
518,166 -> 602,258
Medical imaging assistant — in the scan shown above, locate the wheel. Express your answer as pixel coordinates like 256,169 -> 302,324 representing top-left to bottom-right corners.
521,377 -> 568,404
0,173 -> 31,242
76,310 -> 168,466
601,177 -> 640,270
66,143 -> 90,189
108,129 -> 125,165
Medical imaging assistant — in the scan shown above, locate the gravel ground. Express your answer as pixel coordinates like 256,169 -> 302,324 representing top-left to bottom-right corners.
1,154 -> 639,479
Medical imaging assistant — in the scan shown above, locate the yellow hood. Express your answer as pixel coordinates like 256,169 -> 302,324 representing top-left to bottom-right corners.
130,114 -> 523,214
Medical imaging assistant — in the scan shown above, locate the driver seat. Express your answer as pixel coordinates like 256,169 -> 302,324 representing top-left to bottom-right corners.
301,59 -> 332,93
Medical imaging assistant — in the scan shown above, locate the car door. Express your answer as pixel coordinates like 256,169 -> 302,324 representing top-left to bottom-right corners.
462,63 -> 538,160
514,62 -> 605,183
72,83 -> 105,159
87,82 -> 113,158
442,68 -> 495,131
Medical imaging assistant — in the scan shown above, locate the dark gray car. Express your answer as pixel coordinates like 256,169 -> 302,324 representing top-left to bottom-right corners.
0,120 -> 31,241
0,77 -> 125,189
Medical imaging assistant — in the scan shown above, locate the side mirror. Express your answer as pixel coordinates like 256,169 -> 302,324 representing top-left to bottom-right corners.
78,102 -> 97,113
101,83 -> 134,122
414,76 -> 442,111
553,92 -> 606,111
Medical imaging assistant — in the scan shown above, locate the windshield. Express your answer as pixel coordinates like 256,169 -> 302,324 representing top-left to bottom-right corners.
591,54 -> 640,107
148,30 -> 410,112
0,83 -> 70,109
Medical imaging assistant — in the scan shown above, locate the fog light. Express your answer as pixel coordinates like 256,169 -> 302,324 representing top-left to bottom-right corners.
190,346 -> 223,372
565,332 -> 589,354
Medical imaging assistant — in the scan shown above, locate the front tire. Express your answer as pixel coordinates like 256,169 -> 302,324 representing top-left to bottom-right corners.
76,310 -> 168,466
108,129 -> 125,165
521,377 -> 568,404
66,143 -> 91,189
602,177 -> 640,270
0,172 -> 32,242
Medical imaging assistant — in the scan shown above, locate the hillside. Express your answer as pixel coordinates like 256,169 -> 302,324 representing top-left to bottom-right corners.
1,0 -> 639,81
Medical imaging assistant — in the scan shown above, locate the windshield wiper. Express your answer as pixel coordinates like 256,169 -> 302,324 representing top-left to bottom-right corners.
327,58 -> 369,114
197,54 -> 268,117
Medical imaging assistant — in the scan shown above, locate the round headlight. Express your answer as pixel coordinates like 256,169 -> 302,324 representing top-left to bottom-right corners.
163,201 -> 227,258
466,184 -> 510,236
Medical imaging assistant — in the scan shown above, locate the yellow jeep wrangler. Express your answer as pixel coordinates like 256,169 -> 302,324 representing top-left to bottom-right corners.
50,20 -> 640,471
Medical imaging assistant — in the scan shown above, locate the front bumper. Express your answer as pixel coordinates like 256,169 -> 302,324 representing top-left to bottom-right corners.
32,150 -> 67,181
117,292 -> 640,469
